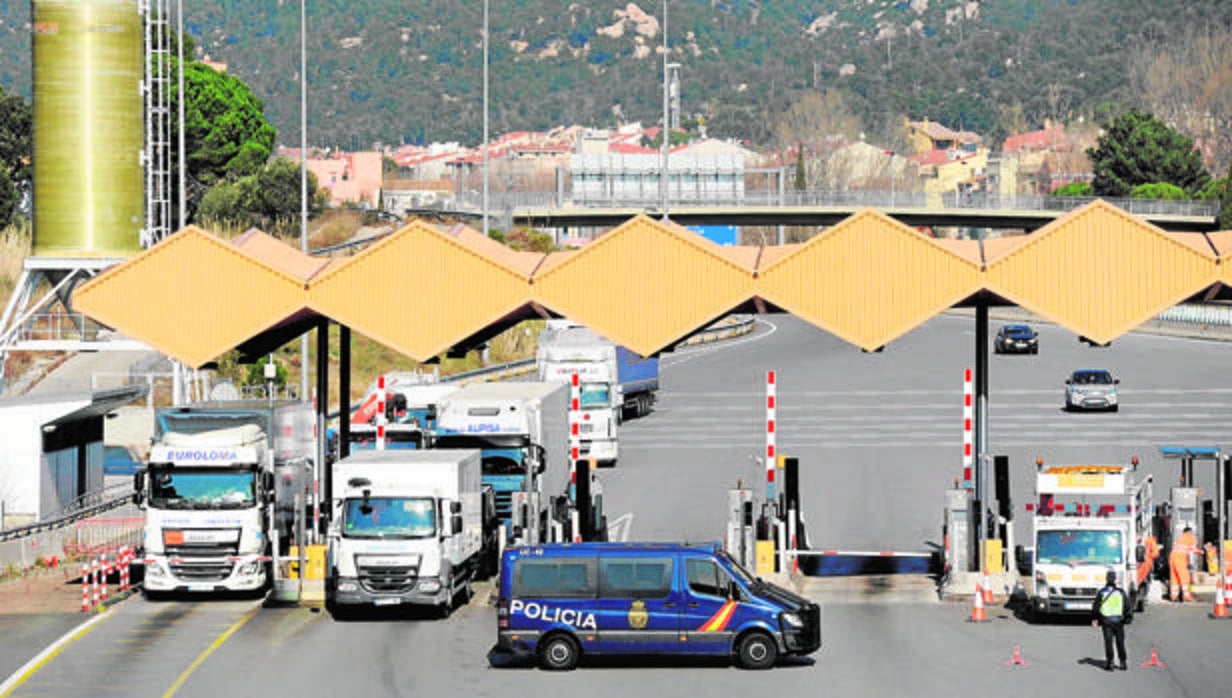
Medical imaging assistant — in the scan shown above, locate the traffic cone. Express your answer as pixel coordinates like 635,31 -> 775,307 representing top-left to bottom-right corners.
982,569 -> 995,604
1210,574 -> 1228,619
1141,648 -> 1166,668
1005,646 -> 1029,666
969,582 -> 988,622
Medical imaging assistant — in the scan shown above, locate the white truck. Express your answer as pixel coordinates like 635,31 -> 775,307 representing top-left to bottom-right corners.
536,323 -> 659,467
1025,459 -> 1155,617
134,402 -> 315,596
327,449 -> 491,616
431,381 -> 571,545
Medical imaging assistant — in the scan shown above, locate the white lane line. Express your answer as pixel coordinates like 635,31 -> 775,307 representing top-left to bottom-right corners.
0,611 -> 113,697
661,318 -> 779,368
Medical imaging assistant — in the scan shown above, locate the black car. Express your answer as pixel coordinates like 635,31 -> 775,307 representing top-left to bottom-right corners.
994,324 -> 1039,354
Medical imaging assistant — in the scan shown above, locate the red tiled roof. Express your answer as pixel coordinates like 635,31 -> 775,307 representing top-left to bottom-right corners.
1002,125 -> 1067,154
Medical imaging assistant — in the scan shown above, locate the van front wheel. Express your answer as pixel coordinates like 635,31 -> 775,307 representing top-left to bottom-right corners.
538,633 -> 580,671
736,631 -> 778,670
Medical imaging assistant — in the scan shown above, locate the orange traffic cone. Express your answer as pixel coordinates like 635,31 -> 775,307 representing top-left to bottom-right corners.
969,582 -> 988,622
1212,573 -> 1229,619
982,569 -> 995,604
1141,647 -> 1166,668
1005,646 -> 1029,666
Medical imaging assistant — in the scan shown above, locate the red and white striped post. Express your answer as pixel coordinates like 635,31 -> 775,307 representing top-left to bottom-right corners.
375,375 -> 387,451
99,555 -> 108,604
569,373 -> 582,542
81,561 -> 90,612
962,368 -> 974,489
766,371 -> 777,502
90,556 -> 100,607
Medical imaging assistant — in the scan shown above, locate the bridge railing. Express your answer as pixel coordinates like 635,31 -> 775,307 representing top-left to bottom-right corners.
457,189 -> 1220,218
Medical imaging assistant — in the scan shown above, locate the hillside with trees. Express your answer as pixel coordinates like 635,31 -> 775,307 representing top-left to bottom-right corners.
1,1 -> 1229,169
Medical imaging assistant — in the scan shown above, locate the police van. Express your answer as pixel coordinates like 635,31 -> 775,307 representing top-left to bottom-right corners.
494,542 -> 822,670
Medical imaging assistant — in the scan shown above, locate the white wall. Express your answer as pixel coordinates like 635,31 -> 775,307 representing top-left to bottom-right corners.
0,396 -> 90,524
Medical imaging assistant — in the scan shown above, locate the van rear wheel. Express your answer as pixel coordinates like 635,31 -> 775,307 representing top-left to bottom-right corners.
736,631 -> 778,670
538,633 -> 579,671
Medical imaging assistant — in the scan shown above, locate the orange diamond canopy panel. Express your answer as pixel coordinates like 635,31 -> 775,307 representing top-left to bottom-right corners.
757,208 -> 982,350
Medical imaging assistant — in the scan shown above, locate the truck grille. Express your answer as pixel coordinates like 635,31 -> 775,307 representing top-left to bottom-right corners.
358,564 -> 418,594
494,492 -> 513,519
165,543 -> 240,557
169,560 -> 235,582
1060,586 -> 1100,597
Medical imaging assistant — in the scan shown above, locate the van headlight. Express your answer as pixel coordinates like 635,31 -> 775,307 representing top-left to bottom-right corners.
780,611 -> 804,629
338,581 -> 358,592
417,580 -> 442,593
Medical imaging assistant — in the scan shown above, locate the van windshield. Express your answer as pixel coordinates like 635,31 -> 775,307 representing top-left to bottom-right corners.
1036,529 -> 1123,565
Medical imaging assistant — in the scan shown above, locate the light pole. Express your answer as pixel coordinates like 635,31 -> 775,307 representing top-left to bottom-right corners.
665,0 -> 675,220
300,0 -> 309,407
482,0 -> 489,236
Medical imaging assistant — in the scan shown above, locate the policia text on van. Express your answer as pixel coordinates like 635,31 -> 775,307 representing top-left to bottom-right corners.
493,542 -> 822,670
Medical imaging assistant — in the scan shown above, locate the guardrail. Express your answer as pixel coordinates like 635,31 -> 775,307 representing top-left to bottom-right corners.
1,483 -> 132,542
456,189 -> 1220,219
1158,304 -> 1232,327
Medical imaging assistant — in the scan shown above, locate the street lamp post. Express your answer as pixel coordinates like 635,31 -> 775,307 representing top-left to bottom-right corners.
482,0 -> 489,236
660,1 -> 670,219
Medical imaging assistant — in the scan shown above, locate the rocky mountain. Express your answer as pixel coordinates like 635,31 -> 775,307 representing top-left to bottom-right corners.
0,1 -> 1229,150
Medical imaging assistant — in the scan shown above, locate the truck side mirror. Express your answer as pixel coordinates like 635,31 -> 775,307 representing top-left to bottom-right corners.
1015,545 -> 1032,575
452,514 -> 463,535
728,581 -> 741,602
1136,544 -> 1146,563
133,471 -> 145,506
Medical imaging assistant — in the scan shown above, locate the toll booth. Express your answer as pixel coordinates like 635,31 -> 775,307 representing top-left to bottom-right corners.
726,487 -> 755,569
943,488 -> 973,574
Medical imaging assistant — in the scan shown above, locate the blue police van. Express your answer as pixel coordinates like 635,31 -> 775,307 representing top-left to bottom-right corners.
494,542 -> 822,670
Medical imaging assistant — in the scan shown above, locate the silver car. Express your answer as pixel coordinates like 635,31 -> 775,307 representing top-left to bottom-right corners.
1064,369 -> 1119,412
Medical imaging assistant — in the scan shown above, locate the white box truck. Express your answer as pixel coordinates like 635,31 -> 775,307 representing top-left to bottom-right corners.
327,449 -> 490,616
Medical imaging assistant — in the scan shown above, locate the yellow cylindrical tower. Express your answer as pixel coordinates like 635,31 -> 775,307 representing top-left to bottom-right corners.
32,0 -> 144,258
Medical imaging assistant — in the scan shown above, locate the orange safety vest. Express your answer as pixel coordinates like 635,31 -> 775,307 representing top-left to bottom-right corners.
1172,531 -> 1199,556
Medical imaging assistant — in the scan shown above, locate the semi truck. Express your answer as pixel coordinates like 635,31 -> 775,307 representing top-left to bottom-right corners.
536,323 -> 659,466
1024,458 -> 1156,617
431,381 -> 570,545
327,449 -> 495,616
134,401 -> 316,595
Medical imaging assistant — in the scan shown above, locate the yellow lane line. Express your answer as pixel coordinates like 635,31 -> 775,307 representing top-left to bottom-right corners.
0,610 -> 114,698
161,605 -> 260,698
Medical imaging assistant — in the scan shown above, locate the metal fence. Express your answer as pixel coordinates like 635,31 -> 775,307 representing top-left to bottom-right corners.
457,189 -> 1220,218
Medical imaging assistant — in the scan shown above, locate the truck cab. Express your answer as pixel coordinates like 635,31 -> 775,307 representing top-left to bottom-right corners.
136,425 -> 276,594
327,450 -> 488,615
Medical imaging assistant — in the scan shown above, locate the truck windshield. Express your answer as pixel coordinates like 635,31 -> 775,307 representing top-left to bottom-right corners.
342,497 -> 435,539
149,469 -> 256,509
347,429 -> 423,450
1036,530 -> 1123,565
580,383 -> 610,408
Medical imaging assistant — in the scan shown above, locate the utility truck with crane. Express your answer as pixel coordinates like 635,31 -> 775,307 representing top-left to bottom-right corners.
1023,458 -> 1156,617
134,402 -> 315,596
536,322 -> 659,467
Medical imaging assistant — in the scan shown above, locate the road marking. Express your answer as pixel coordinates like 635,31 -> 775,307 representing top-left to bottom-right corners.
662,318 -> 778,367
0,610 -> 113,697
161,604 -> 260,698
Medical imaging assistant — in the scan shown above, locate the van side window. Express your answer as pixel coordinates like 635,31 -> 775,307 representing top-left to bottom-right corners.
599,557 -> 672,599
686,559 -> 728,597
512,559 -> 597,598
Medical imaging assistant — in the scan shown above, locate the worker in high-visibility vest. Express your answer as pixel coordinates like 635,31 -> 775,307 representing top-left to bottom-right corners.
1169,526 -> 1199,602
1091,569 -> 1131,671
1136,534 -> 1161,587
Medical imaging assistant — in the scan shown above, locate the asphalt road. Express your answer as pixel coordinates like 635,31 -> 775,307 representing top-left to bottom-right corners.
6,314 -> 1232,697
